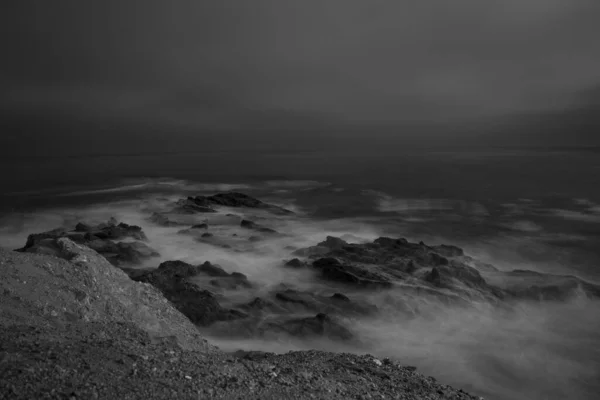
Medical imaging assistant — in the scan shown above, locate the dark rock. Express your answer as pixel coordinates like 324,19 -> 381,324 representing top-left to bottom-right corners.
238,297 -> 286,315
374,237 -> 409,248
240,219 -> 277,234
331,293 -> 350,302
103,242 -> 160,267
172,198 -> 217,214
425,264 -> 488,290
317,236 -> 348,250
192,223 -> 209,229
148,212 -> 182,227
197,261 -> 230,277
74,222 -> 93,232
432,244 -> 464,257
19,220 -> 158,267
187,192 -> 294,215
131,260 -> 247,326
201,233 -> 213,238
313,258 -> 393,289
284,258 -> 305,268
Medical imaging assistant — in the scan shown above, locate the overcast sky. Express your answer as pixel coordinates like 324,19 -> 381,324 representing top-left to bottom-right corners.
2,0 -> 600,148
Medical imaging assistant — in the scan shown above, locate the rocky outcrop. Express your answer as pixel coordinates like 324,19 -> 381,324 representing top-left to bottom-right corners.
17,219 -> 160,267
312,257 -> 394,288
0,240 -> 215,352
240,219 -> 277,233
129,260 -> 249,325
186,192 -> 294,215
0,234 -> 481,399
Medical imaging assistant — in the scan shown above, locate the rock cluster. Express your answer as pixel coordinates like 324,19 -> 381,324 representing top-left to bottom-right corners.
17,218 -> 160,267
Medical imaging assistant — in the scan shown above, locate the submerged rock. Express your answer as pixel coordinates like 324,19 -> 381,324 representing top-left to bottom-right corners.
240,219 -> 277,233
187,192 -> 294,215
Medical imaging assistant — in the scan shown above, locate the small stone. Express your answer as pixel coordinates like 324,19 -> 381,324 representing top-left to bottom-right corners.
372,358 -> 383,367
185,375 -> 192,380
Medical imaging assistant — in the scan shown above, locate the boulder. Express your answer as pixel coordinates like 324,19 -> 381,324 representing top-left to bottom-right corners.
240,219 -> 277,233
312,258 -> 393,289
148,212 -> 182,227
18,220 -> 159,267
317,236 -> 348,250
187,192 -> 294,215
284,258 -> 305,268
131,260 -> 248,326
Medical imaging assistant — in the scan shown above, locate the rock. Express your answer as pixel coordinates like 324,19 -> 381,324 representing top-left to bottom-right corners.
425,264 -> 488,290
74,222 -> 93,232
312,258 -> 393,289
201,233 -> 213,238
317,236 -> 348,250
432,244 -> 464,257
1,240 -> 215,352
18,220 -> 159,267
240,219 -> 277,233
171,198 -> 217,214
102,242 -> 160,267
192,223 -> 209,229
131,260 -> 247,326
284,258 -> 305,268
331,293 -> 350,302
148,212 -> 182,227
186,192 -> 294,215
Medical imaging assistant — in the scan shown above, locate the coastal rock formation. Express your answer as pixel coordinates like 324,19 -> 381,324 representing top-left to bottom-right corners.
240,219 -> 278,233
17,219 -> 160,267
167,192 -> 293,216
129,260 -> 249,325
0,241 -> 480,399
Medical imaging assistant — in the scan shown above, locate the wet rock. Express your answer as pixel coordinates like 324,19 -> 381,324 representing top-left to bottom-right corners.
148,212 -> 181,227
172,198 -> 217,214
317,236 -> 348,250
313,258 -> 393,289
240,219 -> 277,233
131,260 -> 247,326
102,242 -> 160,267
18,220 -> 159,267
238,297 -> 287,315
187,192 -> 293,215
425,264 -> 488,290
432,244 -> 464,257
284,258 -> 305,268
331,293 -> 350,302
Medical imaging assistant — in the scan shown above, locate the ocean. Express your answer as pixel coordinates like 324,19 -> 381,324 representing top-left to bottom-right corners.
1,146 -> 600,399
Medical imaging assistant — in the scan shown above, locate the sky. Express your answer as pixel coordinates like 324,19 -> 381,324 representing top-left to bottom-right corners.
2,0 -> 600,156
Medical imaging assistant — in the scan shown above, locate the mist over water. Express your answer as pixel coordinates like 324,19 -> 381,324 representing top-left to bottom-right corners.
1,174 -> 599,400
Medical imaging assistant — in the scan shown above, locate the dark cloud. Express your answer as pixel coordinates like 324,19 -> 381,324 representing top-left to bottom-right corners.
2,0 -> 600,149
